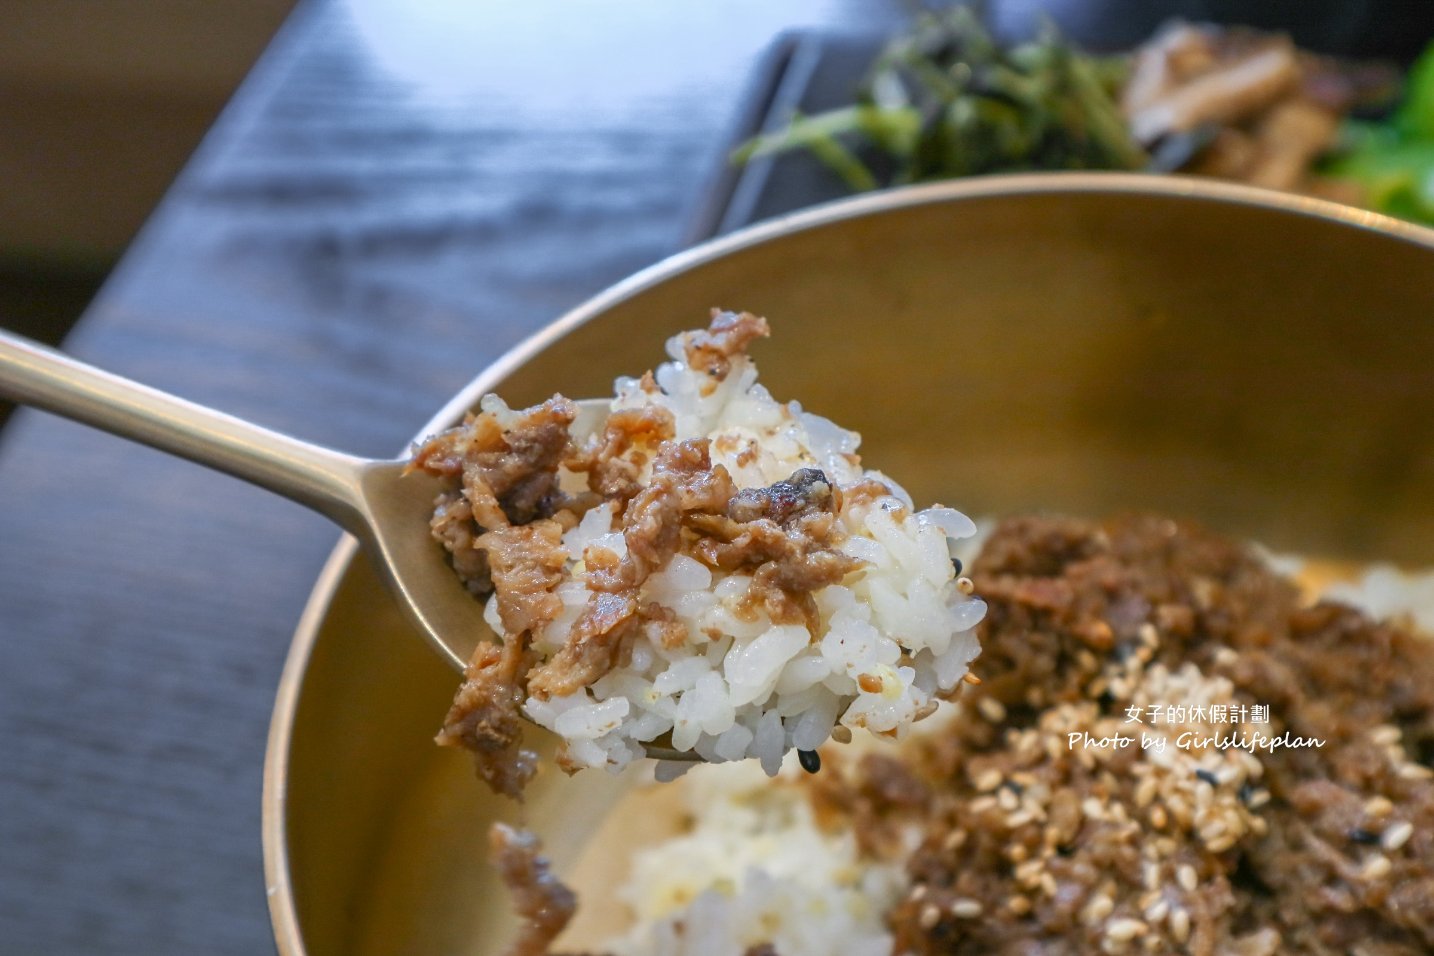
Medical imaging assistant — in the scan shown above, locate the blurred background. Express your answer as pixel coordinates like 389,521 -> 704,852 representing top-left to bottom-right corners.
1,1 -> 293,360
11,0 -> 1434,319
5,0 -> 1431,382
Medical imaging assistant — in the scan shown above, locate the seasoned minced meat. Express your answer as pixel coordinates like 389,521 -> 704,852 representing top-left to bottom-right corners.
526,445 -> 857,699
479,520 -> 569,637
412,394 -> 576,527
430,490 -> 493,595
688,467 -> 862,631
490,824 -> 578,956
681,309 -> 770,387
567,404 -> 675,503
527,591 -> 640,701
814,514 -> 1434,955
436,638 -> 537,800
412,395 -> 589,793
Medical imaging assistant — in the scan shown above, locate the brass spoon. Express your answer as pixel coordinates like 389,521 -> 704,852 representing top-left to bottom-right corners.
0,329 -> 692,761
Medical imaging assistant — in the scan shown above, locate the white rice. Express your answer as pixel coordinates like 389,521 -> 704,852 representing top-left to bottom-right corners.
606,757 -> 910,956
508,325 -> 985,774
1323,564 -> 1434,635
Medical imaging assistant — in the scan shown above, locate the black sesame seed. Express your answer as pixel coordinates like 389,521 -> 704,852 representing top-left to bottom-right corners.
1349,827 -> 1381,845
1238,782 -> 1257,804
951,557 -> 963,576
1194,768 -> 1219,787
798,749 -> 821,774
1000,779 -> 1025,796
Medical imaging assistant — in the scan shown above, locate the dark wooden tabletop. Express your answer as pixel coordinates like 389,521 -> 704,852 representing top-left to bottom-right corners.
0,0 -> 911,951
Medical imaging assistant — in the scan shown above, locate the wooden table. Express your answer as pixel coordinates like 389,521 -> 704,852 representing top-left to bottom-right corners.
0,0 -> 911,950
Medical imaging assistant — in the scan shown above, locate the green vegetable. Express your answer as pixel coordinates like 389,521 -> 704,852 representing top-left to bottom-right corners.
733,7 -> 1146,191
1324,42 -> 1434,225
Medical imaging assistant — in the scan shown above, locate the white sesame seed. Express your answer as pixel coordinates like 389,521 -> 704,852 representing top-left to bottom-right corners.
1178,865 -> 1198,893
1398,763 -> 1433,780
1106,918 -> 1147,942
1206,833 -> 1238,854
951,898 -> 983,919
1382,821 -> 1414,852
978,698 -> 1007,723
943,829 -> 967,852
1084,893 -> 1115,924
1365,796 -> 1394,818
1361,855 -> 1392,880
918,904 -> 941,930
1170,908 -> 1191,943
974,769 -> 1003,792
1369,725 -> 1402,746
956,576 -> 975,594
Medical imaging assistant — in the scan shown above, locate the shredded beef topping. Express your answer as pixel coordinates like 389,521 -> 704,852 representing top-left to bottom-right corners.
727,467 -> 834,524
430,490 -> 492,595
688,467 -> 863,629
478,519 -> 569,636
567,405 -> 676,503
529,439 -> 738,699
614,439 -> 738,585
410,395 -> 577,531
489,824 -> 578,956
527,591 -> 640,700
681,309 -> 770,387
809,513 -> 1434,955
436,638 -> 537,800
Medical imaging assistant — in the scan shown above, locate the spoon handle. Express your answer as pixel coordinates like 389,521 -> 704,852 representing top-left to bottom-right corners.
0,328 -> 369,531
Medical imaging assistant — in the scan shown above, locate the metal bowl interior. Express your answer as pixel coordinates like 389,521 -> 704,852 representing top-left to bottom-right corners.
264,174 -> 1434,956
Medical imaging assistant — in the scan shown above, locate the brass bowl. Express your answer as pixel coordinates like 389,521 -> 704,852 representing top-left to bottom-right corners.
263,173 -> 1434,955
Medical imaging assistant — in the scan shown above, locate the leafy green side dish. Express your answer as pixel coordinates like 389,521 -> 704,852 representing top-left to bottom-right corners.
1322,43 -> 1434,226
732,8 -> 1147,191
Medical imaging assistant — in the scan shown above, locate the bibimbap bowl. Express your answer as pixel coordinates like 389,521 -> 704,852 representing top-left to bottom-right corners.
264,174 -> 1434,955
